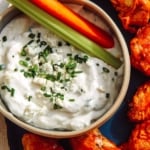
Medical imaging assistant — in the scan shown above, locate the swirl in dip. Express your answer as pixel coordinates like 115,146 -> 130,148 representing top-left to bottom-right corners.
0,9 -> 123,130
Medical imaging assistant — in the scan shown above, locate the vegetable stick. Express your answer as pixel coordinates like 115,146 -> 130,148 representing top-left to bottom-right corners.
7,0 -> 122,69
30,0 -> 114,48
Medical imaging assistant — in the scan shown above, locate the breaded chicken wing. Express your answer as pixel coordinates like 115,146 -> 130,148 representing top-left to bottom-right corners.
110,0 -> 150,33
130,24 -> 150,76
128,81 -> 150,122
119,120 -> 150,150
22,133 -> 64,150
22,130 -> 120,150
70,128 -> 120,150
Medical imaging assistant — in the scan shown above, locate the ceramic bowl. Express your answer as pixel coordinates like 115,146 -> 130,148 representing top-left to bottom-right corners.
0,0 -> 130,138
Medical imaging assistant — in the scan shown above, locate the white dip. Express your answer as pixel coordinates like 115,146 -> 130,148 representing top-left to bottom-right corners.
0,11 -> 123,130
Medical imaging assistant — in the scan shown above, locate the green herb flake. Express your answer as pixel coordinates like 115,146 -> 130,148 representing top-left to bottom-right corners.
56,72 -> 62,80
19,60 -> 28,67
41,86 -> 46,91
44,45 -> 53,53
59,63 -> 65,68
43,93 -> 51,98
14,68 -> 18,72
53,104 -> 62,110
0,64 -> 5,71
28,33 -> 35,39
37,32 -> 41,38
40,41 -> 47,47
80,88 -> 84,92
20,69 -> 25,72
56,93 -> 64,100
20,49 -> 27,56
96,63 -> 100,66
65,59 -> 77,71
57,41 -> 62,47
83,55 -> 89,63
45,74 -> 56,81
70,70 -> 82,78
28,95 -> 32,101
69,99 -> 75,102
114,71 -> 118,76
74,54 -> 88,64
26,65 -> 39,78
11,88 -> 15,96
36,39 -> 40,43
1,85 -> 15,97
25,57 -> 30,61
27,40 -> 34,45
38,49 -> 50,62
102,67 -> 110,73
112,77 -> 115,81
106,93 -> 110,98
65,42 -> 70,46
2,36 -> 7,42
24,71 -> 32,78
66,53 -> 72,57
43,88 -> 64,109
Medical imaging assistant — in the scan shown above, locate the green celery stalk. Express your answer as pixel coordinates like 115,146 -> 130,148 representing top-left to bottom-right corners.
7,0 -> 122,69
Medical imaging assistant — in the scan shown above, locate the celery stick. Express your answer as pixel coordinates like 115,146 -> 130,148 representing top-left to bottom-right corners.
7,0 -> 122,69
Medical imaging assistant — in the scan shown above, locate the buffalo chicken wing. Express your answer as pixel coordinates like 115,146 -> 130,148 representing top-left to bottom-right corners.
110,0 -> 150,33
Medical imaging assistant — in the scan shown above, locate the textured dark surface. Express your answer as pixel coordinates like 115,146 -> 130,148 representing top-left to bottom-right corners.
6,0 -> 149,149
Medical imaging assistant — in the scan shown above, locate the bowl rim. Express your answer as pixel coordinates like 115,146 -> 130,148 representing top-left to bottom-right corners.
0,0 -> 130,138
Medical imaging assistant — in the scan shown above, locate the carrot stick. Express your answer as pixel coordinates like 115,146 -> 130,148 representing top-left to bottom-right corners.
29,0 -> 114,48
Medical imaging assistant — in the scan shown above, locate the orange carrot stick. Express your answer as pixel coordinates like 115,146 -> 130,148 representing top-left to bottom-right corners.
29,0 -> 114,48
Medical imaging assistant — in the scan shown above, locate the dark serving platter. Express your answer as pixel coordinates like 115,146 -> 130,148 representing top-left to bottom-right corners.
4,0 -> 150,149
